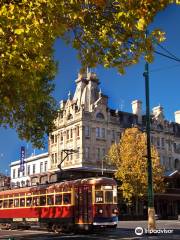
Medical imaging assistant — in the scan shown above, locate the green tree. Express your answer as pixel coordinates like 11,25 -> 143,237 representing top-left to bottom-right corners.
0,1 -> 179,146
108,127 -> 165,215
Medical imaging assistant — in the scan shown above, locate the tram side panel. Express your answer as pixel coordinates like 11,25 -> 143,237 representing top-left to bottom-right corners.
74,185 -> 93,230
0,177 -> 118,231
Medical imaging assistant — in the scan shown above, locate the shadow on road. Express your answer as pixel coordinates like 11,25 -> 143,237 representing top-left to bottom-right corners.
0,227 -> 180,240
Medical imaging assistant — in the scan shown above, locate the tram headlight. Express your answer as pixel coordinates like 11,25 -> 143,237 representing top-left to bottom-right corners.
98,209 -> 103,214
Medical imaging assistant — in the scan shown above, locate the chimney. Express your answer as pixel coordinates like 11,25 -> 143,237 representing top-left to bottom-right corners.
131,100 -> 142,124
152,105 -> 164,122
175,111 -> 180,124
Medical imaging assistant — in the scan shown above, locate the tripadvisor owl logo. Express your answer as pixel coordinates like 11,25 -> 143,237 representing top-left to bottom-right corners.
135,227 -> 144,236
135,226 -> 174,235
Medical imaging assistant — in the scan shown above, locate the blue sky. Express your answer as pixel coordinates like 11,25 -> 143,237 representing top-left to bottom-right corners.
0,4 -> 180,174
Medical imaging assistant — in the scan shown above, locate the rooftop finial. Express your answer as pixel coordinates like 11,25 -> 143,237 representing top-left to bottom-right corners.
68,91 -> 71,100
99,88 -> 102,98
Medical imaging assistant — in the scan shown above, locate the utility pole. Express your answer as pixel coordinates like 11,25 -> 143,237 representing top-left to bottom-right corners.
143,59 -> 156,231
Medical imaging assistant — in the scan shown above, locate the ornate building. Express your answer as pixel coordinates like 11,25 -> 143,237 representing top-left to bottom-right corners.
49,71 -> 122,176
49,71 -> 180,176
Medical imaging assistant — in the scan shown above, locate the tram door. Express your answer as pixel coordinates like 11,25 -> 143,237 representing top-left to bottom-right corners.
74,185 -> 93,224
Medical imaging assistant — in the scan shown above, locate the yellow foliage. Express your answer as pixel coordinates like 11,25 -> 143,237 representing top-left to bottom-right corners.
0,0 -> 179,146
108,128 -> 165,203
136,18 -> 146,31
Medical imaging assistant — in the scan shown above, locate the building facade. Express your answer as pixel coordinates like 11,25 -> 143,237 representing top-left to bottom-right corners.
10,153 -> 49,187
0,173 -> 10,191
49,71 -> 180,174
49,72 -> 123,175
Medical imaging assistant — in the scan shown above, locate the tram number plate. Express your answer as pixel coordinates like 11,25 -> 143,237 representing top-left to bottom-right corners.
25,218 -> 38,222
13,218 -> 23,222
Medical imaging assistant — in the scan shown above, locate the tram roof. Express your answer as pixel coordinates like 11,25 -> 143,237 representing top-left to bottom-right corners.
0,177 -> 116,196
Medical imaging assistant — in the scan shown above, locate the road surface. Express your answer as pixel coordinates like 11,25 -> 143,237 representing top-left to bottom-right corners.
0,220 -> 179,240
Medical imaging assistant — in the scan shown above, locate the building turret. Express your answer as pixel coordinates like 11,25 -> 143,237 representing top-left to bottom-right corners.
86,72 -> 99,106
73,72 -> 87,108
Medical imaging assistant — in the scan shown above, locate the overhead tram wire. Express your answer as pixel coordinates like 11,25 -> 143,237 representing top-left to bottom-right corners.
151,48 -> 180,72
154,50 -> 180,63
155,42 -> 180,61
127,38 -> 180,63
154,40 -> 180,62
150,63 -> 180,73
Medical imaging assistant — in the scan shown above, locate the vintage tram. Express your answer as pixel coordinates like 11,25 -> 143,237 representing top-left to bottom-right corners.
0,177 -> 118,232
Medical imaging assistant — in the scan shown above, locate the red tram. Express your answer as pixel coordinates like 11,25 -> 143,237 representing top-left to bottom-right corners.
0,177 -> 118,232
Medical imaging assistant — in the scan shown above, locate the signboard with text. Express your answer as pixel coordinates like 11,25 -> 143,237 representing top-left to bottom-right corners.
20,146 -> 25,172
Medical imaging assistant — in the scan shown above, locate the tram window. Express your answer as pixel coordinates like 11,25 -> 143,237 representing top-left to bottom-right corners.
47,195 -> 54,205
26,197 -> 32,207
9,199 -> 13,208
3,200 -> 8,208
105,191 -> 113,203
113,188 -> 117,203
55,194 -> 62,205
20,198 -> 25,207
113,196 -> 117,203
0,200 -> 3,208
40,196 -> 46,206
63,193 -> 71,205
33,197 -> 40,206
14,199 -> 19,207
95,191 -> 104,203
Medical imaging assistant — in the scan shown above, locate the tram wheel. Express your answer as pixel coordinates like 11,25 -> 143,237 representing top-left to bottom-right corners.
52,224 -> 56,232
55,224 -> 63,234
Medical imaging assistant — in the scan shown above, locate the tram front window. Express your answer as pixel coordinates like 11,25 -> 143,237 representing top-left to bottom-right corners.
105,191 -> 113,203
95,191 -> 104,203
95,185 -> 117,204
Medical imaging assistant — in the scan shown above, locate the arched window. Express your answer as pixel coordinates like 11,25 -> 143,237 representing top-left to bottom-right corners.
26,180 -> 30,187
96,112 -> 104,120
49,174 -> 57,183
21,180 -> 25,187
67,114 -> 73,120
16,181 -> 20,187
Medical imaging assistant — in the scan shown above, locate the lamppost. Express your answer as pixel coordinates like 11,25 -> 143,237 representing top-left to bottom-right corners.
143,29 -> 180,230
143,59 -> 156,230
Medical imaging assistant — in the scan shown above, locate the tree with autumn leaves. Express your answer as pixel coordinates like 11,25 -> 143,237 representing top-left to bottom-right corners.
1,0 -> 180,147
108,127 -> 165,215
